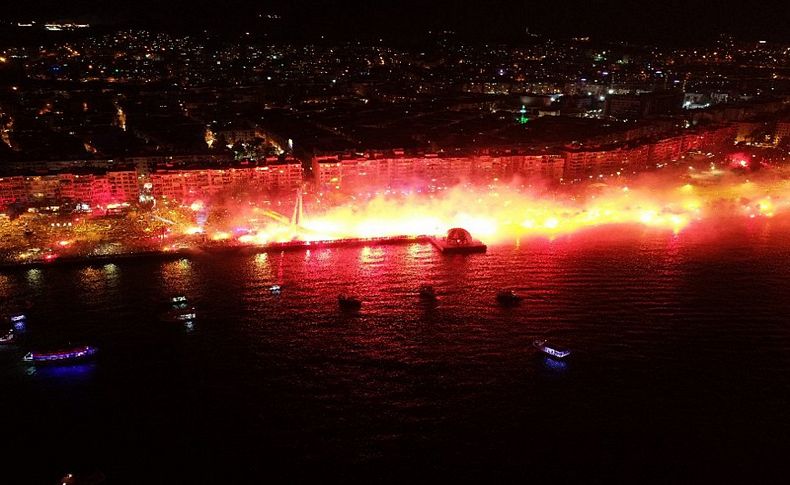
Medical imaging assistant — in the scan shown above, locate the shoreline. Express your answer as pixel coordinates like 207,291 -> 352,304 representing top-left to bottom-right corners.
0,235 -> 450,271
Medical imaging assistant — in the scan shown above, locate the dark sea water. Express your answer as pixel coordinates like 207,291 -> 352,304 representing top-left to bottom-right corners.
2,220 -> 790,484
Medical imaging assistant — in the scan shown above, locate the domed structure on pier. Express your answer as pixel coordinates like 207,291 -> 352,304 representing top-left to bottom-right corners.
430,227 -> 487,254
445,227 -> 473,246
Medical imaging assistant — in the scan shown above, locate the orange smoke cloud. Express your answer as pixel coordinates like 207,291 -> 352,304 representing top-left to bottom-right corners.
201,170 -> 790,245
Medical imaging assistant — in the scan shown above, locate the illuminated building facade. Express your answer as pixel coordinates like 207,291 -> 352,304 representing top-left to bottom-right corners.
107,171 -> 140,202
311,151 -> 568,190
311,125 -> 735,187
776,121 -> 790,146
0,160 -> 302,209
0,173 -> 117,207
149,160 -> 303,202
0,124 -> 736,208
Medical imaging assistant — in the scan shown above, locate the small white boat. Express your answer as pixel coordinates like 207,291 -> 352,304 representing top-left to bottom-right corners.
533,339 -> 571,359
163,306 -> 196,322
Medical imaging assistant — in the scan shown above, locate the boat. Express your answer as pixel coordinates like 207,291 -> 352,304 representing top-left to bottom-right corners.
163,306 -> 197,322
0,329 -> 14,344
59,471 -> 106,485
418,285 -> 437,300
163,295 -> 196,323
169,296 -> 193,315
174,311 -> 196,321
338,294 -> 362,310
269,284 -> 282,295
533,339 -> 571,359
496,290 -> 522,306
23,345 -> 97,364
10,313 -> 27,330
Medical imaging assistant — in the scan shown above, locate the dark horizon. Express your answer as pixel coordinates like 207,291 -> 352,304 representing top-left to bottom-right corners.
4,0 -> 790,44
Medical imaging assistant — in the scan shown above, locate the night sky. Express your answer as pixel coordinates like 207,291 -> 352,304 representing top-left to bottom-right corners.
5,0 -> 790,43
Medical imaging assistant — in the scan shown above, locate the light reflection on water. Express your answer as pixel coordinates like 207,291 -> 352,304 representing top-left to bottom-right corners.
252,252 -> 273,281
27,362 -> 97,381
25,268 -> 42,287
541,355 -> 570,373
0,273 -> 13,299
77,267 -> 106,293
159,258 -> 194,296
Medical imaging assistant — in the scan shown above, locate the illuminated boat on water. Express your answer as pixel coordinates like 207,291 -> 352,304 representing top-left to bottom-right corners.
270,285 -> 282,295
533,339 -> 571,360
0,329 -> 15,344
173,311 -> 196,321
23,345 -> 97,364
163,306 -> 197,322
164,296 -> 197,324
496,290 -> 522,306
338,294 -> 362,310
10,314 -> 27,330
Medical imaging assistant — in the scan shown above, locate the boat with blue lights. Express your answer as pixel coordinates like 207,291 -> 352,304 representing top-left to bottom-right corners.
9,313 -> 27,331
23,345 -> 97,364
533,339 -> 571,359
